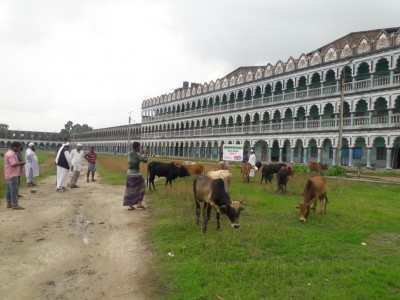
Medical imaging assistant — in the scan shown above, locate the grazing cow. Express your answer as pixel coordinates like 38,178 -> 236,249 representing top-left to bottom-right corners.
260,163 -> 286,184
297,176 -> 328,222
308,162 -> 329,174
241,162 -> 252,183
147,161 -> 190,190
218,160 -> 231,171
277,166 -> 290,193
186,163 -> 205,175
207,170 -> 232,194
286,164 -> 295,183
193,175 -> 243,233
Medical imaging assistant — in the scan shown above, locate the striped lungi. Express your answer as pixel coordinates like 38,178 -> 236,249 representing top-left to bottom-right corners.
123,174 -> 146,206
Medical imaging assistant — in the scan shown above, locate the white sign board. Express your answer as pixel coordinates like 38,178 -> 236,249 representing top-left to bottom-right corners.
222,144 -> 244,162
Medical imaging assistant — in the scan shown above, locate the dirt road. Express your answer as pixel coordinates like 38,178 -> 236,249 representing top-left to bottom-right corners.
0,173 -> 152,300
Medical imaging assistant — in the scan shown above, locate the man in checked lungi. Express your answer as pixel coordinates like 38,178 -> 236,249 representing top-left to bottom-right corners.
123,142 -> 148,210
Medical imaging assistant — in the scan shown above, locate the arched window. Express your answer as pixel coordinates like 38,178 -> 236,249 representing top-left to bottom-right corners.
297,76 -> 307,91
324,70 -> 336,86
374,58 -> 390,77
356,62 -> 371,81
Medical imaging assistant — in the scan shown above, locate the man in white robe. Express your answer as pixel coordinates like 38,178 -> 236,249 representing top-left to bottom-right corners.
55,142 -> 72,192
25,142 -> 39,187
248,149 -> 257,177
69,143 -> 85,188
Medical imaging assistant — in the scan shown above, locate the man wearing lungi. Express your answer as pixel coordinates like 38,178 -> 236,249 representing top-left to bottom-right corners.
123,142 -> 148,210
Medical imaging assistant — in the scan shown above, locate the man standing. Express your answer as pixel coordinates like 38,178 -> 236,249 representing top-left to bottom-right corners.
248,149 -> 257,177
84,146 -> 97,182
4,142 -> 26,210
25,142 -> 39,187
69,143 -> 84,188
55,142 -> 72,192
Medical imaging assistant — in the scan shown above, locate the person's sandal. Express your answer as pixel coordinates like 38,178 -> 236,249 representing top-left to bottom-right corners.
136,205 -> 146,210
12,206 -> 25,210
7,204 -> 12,208
127,206 -> 135,210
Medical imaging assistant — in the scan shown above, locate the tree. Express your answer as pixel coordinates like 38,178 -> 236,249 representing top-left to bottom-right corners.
60,121 -> 93,136
0,123 -> 9,130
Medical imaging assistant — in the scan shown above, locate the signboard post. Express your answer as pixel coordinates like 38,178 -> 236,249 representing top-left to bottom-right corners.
222,144 -> 244,162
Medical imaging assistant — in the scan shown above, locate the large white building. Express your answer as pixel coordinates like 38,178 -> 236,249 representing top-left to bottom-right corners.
140,27 -> 400,169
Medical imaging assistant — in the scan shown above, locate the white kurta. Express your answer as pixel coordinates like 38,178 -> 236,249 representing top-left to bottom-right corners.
248,153 -> 256,167
70,149 -> 85,172
25,148 -> 39,178
56,149 -> 72,189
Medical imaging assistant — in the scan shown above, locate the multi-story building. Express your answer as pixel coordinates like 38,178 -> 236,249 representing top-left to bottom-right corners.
140,27 -> 400,169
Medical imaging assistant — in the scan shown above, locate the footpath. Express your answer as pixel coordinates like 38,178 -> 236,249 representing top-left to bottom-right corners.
0,173 -> 152,300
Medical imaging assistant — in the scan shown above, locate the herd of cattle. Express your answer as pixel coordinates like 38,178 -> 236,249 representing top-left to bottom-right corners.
146,160 -> 329,233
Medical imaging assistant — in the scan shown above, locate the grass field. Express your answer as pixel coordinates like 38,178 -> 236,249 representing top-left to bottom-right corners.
0,150 -> 56,200
97,154 -> 400,299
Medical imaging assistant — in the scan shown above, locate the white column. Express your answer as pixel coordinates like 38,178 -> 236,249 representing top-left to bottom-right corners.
290,147 -> 295,163
348,147 -> 353,167
267,147 -> 272,162
332,148 -> 337,166
317,147 -> 322,164
366,148 -> 372,168
279,148 -> 283,162
386,148 -> 392,169
303,148 -> 308,164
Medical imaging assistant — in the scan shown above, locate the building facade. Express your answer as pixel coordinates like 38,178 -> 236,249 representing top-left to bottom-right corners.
140,28 -> 400,169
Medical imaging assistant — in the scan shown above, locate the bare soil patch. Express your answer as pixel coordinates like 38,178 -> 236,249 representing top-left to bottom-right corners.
0,173 -> 152,300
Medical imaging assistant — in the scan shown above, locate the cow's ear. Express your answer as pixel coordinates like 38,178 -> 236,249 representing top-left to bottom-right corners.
240,206 -> 245,211
219,205 -> 227,214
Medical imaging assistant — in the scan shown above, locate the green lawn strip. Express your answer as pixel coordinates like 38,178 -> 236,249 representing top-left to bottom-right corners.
146,172 -> 400,299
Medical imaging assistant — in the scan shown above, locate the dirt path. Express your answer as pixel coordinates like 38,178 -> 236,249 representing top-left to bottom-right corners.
0,172 -> 152,300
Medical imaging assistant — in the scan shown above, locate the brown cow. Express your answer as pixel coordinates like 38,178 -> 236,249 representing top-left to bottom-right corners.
308,162 -> 329,174
286,163 -> 295,183
277,165 -> 289,193
241,162 -> 251,183
297,176 -> 328,222
193,174 -> 243,233
207,170 -> 232,194
186,163 -> 205,175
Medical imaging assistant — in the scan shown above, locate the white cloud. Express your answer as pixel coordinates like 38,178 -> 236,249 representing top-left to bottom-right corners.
0,0 -> 399,131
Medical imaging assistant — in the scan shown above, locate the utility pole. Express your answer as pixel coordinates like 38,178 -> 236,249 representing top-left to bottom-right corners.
127,111 -> 132,153
337,73 -> 344,166
337,59 -> 354,166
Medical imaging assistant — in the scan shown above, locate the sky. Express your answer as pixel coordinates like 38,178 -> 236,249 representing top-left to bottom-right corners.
1,0 -> 399,132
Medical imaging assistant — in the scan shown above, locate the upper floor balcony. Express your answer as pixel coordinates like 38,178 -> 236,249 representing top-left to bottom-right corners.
141,112 -> 400,139
142,73 -> 400,123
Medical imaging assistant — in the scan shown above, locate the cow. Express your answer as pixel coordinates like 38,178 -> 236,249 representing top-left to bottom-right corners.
218,160 -> 231,171
297,176 -> 328,222
186,163 -> 205,176
255,161 -> 262,170
260,163 -> 286,184
276,165 -> 289,193
147,161 -> 190,190
183,161 -> 196,166
308,162 -> 329,174
241,162 -> 252,183
207,170 -> 232,194
193,174 -> 243,233
286,163 -> 295,183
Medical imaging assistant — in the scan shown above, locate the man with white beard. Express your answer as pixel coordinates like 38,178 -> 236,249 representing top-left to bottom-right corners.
25,142 -> 39,187
55,142 -> 72,192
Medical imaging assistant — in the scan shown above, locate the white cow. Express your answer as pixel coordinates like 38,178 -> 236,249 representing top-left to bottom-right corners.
206,170 -> 232,194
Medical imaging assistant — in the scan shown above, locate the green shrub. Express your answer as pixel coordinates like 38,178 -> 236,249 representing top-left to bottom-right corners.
326,165 -> 346,176
293,164 -> 308,173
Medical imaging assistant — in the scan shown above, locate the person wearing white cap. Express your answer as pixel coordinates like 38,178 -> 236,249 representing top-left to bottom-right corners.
55,142 -> 72,192
69,143 -> 85,188
248,149 -> 257,177
25,142 -> 39,187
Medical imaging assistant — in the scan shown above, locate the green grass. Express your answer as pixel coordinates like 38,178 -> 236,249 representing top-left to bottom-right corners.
74,154 -> 400,299
0,150 -> 56,199
146,167 -> 399,299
